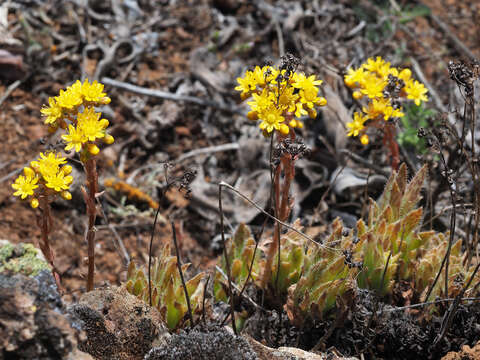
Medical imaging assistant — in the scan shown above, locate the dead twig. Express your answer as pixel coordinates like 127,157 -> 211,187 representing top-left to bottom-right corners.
175,143 -> 240,163
427,11 -> 476,61
0,80 -> 21,108
339,150 -> 390,177
101,77 -> 242,115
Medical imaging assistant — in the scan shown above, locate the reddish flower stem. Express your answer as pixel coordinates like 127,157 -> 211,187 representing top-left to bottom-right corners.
38,194 -> 63,291
384,123 -> 400,170
261,131 -> 296,291
84,157 -> 98,292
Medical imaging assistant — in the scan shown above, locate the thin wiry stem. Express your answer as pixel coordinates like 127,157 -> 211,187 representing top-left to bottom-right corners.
218,184 -> 237,335
148,164 -> 169,306
424,151 -> 456,302
218,182 -> 341,252
171,221 -> 193,328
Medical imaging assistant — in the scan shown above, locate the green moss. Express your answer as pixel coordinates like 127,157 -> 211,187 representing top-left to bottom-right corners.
0,242 -> 49,277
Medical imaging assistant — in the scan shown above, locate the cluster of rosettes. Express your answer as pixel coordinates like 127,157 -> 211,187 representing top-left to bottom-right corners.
344,56 -> 429,145
40,79 -> 114,156
12,152 -> 73,208
235,65 -> 327,136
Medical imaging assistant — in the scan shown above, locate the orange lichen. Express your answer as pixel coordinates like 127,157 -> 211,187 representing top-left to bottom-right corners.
104,178 -> 158,209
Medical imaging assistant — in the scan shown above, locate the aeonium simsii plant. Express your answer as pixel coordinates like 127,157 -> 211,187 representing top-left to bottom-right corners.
12,151 -> 73,289
12,79 -> 114,292
344,56 -> 429,169
235,54 -> 327,293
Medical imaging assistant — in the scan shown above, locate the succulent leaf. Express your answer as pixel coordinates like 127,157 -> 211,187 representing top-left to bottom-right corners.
123,243 -> 205,330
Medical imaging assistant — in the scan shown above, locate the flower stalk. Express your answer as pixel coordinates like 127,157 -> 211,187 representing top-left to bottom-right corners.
37,193 -> 62,290
83,157 -> 98,292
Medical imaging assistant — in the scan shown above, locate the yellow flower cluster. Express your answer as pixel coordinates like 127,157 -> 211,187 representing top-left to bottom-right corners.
13,79 -> 114,208
344,57 -> 429,145
235,65 -> 327,136
12,152 -> 73,208
41,79 -> 114,156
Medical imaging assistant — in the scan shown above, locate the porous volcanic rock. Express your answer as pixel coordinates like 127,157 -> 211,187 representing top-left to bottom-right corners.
71,285 -> 170,360
0,270 -> 88,359
145,325 -> 257,360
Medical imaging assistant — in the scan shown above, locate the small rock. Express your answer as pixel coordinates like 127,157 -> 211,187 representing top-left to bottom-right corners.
0,270 -> 89,359
442,342 -> 480,360
145,325 -> 257,360
71,286 -> 170,360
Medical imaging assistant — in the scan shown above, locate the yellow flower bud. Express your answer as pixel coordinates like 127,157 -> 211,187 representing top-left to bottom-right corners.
360,134 -> 369,145
100,96 -> 111,105
247,111 -> 258,121
100,119 -> 110,129
48,125 -> 58,134
103,134 -> 115,145
399,68 -> 412,81
30,198 -> 39,209
240,92 -> 250,101
345,79 -> 355,88
30,161 -> 39,171
296,120 -> 304,129
61,165 -> 73,175
316,97 -> 327,106
353,91 -> 363,100
279,124 -> 290,135
307,109 -> 317,119
24,167 -> 35,177
61,191 -> 72,200
289,119 -> 297,128
87,143 -> 100,155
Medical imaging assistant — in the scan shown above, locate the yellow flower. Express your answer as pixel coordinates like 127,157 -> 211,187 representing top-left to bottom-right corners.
347,112 -> 367,137
389,68 -> 412,83
251,66 -> 268,88
62,124 -> 85,152
237,64 -> 325,134
68,80 -> 83,98
248,89 -> 273,113
344,67 -> 366,88
82,79 -> 109,103
299,87 -> 322,109
404,80 -> 428,106
40,97 -> 63,125
363,57 -> 390,76
31,152 -> 67,178
56,88 -> 83,111
275,86 -> 298,113
235,71 -> 257,97
363,98 -> 404,121
12,174 -> 39,199
360,74 -> 386,99
258,105 -> 286,133
294,102 -> 308,118
292,73 -> 323,92
44,170 -> 73,192
77,107 -> 108,142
